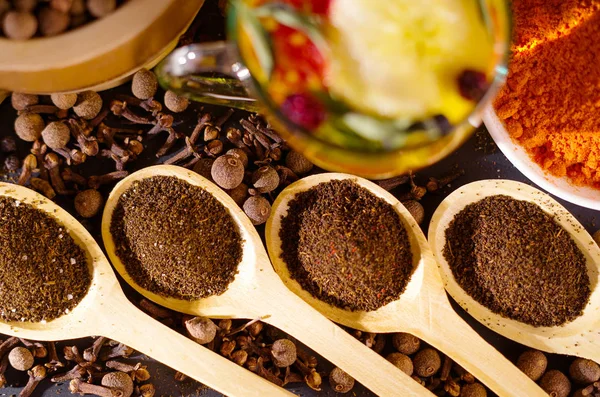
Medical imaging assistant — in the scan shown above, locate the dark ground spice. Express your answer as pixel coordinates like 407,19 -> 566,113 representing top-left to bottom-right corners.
279,179 -> 414,312
0,196 -> 90,322
110,176 -> 243,300
443,195 -> 590,327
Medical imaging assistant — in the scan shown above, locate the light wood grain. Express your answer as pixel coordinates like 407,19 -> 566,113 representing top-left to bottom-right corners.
429,179 -> 600,362
265,173 -> 547,397
0,183 -> 293,397
102,165 -> 432,397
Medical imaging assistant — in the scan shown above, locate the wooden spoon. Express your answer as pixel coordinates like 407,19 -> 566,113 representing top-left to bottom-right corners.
265,173 -> 547,397
102,165 -> 431,397
428,179 -> 600,362
0,182 -> 291,397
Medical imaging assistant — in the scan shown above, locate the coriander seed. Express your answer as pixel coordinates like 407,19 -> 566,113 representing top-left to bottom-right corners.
329,367 -> 354,394
392,332 -> 421,355
413,348 -> 441,377
51,93 -> 78,110
15,113 -> 45,142
517,350 -> 547,381
42,121 -> 70,150
243,196 -> 271,225
252,166 -> 279,193
569,358 -> 600,384
461,383 -> 487,397
211,155 -> 244,190
164,90 -> 189,113
271,339 -> 296,367
11,93 -> 38,111
2,11 -> 37,39
87,0 -> 116,18
73,91 -> 102,120
74,189 -> 104,218
386,353 -> 413,376
8,347 -> 34,371
540,370 -> 571,397
285,151 -> 313,175
132,69 -> 158,100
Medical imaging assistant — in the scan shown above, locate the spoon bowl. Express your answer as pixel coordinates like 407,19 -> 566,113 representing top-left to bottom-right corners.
266,173 -> 547,397
0,182 -> 292,397
102,165 -> 432,397
428,179 -> 600,362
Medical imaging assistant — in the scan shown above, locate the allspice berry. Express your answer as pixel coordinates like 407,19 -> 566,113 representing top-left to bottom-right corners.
386,352 -> 413,376
73,91 -> 102,120
13,0 -> 37,12
243,196 -> 271,225
164,90 -> 189,113
211,155 -> 244,190
101,371 -> 134,397
271,339 -> 296,367
8,347 -> 34,371
193,158 -> 215,181
593,229 -> 600,246
11,93 -> 38,111
15,113 -> 45,142
74,189 -> 104,218
2,11 -> 38,40
402,200 -> 425,225
252,166 -> 279,193
185,316 -> 217,345
569,358 -> 600,384
539,370 -> 571,397
461,383 -> 487,397
39,7 -> 70,36
226,148 -> 248,168
392,332 -> 421,355
132,69 -> 158,100
227,183 -> 248,207
42,121 -> 70,150
87,0 -> 116,18
51,93 -> 78,109
285,151 -> 313,175
329,367 -> 354,394
413,348 -> 441,377
516,350 -> 547,381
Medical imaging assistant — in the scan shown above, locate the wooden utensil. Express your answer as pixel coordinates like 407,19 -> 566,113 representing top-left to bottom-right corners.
0,182 -> 292,397
265,173 -> 547,397
102,165 -> 431,397
428,179 -> 600,362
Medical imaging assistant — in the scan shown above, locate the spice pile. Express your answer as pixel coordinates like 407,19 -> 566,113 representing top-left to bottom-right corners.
0,196 -> 90,322
279,179 -> 414,312
110,175 -> 243,300
0,0 -> 125,40
494,0 -> 600,188
443,195 -> 590,327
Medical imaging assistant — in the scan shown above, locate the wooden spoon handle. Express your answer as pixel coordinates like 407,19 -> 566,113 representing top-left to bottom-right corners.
98,299 -> 295,397
416,303 -> 547,397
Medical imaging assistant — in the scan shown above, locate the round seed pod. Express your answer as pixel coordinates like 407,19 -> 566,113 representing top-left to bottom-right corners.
392,332 -> 421,355
2,11 -> 38,40
227,183 -> 248,207
329,367 -> 354,394
386,352 -> 413,376
185,317 -> 217,345
271,339 -> 296,368
74,189 -> 104,218
87,0 -> 116,18
51,93 -> 78,109
193,158 -> 215,181
15,113 -> 45,142
4,155 -> 20,171
101,371 -> 134,397
252,166 -> 279,193
569,358 -> 600,384
285,151 -> 313,175
516,350 -> 547,381
73,91 -> 102,120
8,347 -> 34,371
593,229 -> 600,246
413,348 -> 441,377
132,69 -> 158,100
42,121 -> 71,150
226,148 -> 248,168
402,200 -> 424,225
11,93 -> 38,111
540,370 -> 570,397
243,196 -> 271,225
461,383 -> 487,397
39,7 -> 70,36
164,90 -> 189,113
211,155 -> 244,190
13,0 -> 37,11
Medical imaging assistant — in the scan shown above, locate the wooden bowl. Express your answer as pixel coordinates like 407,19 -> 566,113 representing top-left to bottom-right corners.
0,0 -> 205,94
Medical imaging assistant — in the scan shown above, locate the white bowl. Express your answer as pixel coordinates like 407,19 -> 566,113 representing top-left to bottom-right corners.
482,106 -> 600,210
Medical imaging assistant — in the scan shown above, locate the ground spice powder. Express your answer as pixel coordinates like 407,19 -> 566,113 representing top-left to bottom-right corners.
279,179 -> 414,312
494,0 -> 600,187
443,195 -> 590,327
0,197 -> 90,322
110,176 -> 243,300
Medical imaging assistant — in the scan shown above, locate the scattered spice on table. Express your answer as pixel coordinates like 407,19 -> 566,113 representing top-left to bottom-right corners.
279,179 -> 414,312
0,196 -> 90,322
494,0 -> 600,188
443,195 -> 590,327
110,175 -> 243,300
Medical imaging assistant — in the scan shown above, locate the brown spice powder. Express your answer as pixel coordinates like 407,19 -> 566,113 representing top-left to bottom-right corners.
0,196 -> 91,322
279,179 -> 414,312
110,176 -> 243,300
